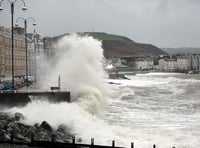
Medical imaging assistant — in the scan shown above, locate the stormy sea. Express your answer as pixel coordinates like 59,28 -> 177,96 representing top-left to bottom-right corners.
1,34 -> 200,148
107,73 -> 200,148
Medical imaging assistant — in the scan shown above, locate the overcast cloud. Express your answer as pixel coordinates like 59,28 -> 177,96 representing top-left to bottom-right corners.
0,0 -> 200,48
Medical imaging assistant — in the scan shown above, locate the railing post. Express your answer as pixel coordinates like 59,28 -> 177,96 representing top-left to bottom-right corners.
91,138 -> 94,147
112,140 -> 115,147
153,144 -> 156,148
131,142 -> 134,148
72,136 -> 75,147
51,134 -> 55,142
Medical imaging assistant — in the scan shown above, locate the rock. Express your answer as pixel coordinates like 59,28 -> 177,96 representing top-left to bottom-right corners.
14,133 -> 25,140
13,133 -> 31,143
57,124 -> 71,135
51,131 -> 65,142
14,112 -> 24,121
0,112 -> 12,122
57,124 -> 74,141
7,122 -> 21,136
40,121 -> 53,132
23,136 -> 31,143
0,120 -> 8,129
8,122 -> 21,134
0,132 -> 11,141
0,112 -> 8,120
34,123 -> 40,129
0,112 -> 79,144
56,124 -> 75,142
0,129 -> 7,137
15,122 -> 32,137
35,131 -> 51,141
57,124 -> 66,133
28,126 -> 36,135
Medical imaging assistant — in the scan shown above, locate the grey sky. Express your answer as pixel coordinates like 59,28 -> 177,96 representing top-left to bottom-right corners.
0,0 -> 200,48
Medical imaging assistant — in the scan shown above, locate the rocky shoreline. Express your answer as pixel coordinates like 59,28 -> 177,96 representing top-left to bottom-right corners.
0,112 -> 77,147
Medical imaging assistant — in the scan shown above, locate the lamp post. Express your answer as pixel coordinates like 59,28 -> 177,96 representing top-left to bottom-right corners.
15,17 -> 36,86
0,0 -> 27,90
34,30 -> 38,83
33,29 -> 37,82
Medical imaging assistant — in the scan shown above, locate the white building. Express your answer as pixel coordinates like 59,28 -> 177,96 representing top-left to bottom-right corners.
135,58 -> 154,70
177,56 -> 191,71
106,58 -> 122,67
159,58 -> 177,71
190,55 -> 200,70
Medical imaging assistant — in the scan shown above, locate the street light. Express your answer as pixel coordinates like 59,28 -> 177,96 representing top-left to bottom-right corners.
33,29 -> 37,82
15,17 -> 36,86
0,0 -> 27,90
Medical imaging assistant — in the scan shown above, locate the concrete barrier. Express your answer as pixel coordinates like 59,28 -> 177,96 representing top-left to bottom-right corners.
0,91 -> 70,108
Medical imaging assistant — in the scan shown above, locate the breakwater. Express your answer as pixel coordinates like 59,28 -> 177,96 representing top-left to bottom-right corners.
0,91 -> 70,108
0,112 -> 75,147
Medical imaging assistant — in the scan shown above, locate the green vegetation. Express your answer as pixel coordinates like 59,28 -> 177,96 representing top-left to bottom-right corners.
86,32 -> 133,43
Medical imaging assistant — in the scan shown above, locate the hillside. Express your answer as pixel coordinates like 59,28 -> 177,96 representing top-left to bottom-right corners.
86,32 -> 166,58
48,32 -> 167,58
162,47 -> 200,54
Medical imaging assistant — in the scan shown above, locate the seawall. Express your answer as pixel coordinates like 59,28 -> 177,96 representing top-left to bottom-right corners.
0,91 -> 70,108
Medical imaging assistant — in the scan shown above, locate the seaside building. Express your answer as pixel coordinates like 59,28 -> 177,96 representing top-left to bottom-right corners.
176,55 -> 191,72
190,55 -> 200,70
134,57 -> 154,70
158,58 -> 177,72
0,26 -> 34,80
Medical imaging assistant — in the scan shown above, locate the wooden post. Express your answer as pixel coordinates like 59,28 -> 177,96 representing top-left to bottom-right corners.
91,138 -> 94,147
153,144 -> 156,148
51,134 -> 55,142
112,140 -> 115,147
131,142 -> 134,148
72,136 -> 75,146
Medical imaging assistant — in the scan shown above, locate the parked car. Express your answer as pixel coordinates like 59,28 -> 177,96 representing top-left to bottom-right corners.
0,83 -> 4,90
14,81 -> 21,89
2,81 -> 12,90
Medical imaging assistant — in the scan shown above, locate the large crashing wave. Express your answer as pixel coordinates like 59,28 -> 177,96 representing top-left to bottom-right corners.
39,34 -> 108,115
2,34 -> 133,147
